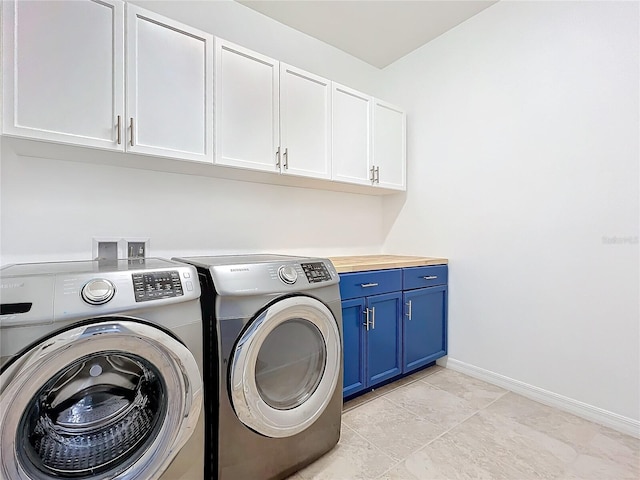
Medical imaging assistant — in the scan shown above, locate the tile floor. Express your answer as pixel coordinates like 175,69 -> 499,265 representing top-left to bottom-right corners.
288,366 -> 640,479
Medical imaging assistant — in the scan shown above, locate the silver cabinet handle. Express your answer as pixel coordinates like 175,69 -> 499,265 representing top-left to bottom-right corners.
370,166 -> 376,182
129,117 -> 134,146
276,147 -> 281,168
375,166 -> 380,183
363,308 -> 370,331
116,115 -> 121,145
406,300 -> 412,320
423,276 -> 438,280
371,306 -> 375,329
360,283 -> 379,288
283,148 -> 288,169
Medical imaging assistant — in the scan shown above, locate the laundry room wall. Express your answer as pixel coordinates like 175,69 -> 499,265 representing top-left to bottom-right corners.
0,0 -> 388,265
380,0 -> 640,430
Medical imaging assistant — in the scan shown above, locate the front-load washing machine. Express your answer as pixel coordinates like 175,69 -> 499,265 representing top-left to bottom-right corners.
174,254 -> 343,480
0,259 -> 204,480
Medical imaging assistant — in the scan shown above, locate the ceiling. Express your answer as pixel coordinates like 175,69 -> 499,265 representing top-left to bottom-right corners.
239,1 -> 498,69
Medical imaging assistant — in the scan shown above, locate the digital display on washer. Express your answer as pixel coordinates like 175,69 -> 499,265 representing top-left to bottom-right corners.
301,262 -> 331,283
132,270 -> 183,302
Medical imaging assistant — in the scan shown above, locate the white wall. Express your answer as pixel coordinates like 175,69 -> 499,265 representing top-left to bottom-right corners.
0,0 -> 387,265
0,146 -> 384,263
382,1 -> 640,424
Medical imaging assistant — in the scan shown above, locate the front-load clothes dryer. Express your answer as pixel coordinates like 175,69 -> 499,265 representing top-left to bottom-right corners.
174,254 -> 343,480
0,259 -> 204,480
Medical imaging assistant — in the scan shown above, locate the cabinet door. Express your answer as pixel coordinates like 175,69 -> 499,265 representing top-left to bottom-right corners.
373,99 -> 406,190
126,5 -> 213,162
2,0 -> 124,149
341,298 -> 367,398
367,292 -> 402,387
403,286 -> 448,374
280,64 -> 331,179
331,83 -> 372,185
215,39 -> 279,172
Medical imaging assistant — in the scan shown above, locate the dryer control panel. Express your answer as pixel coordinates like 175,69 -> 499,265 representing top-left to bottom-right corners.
201,256 -> 339,296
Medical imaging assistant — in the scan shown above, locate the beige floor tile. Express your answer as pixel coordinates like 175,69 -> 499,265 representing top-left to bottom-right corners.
486,392 -> 598,444
379,461 -> 423,480
421,368 -> 508,410
383,379 -> 478,430
295,424 -> 396,480
343,365 -> 443,413
377,461 -> 421,480
585,430 -> 640,476
379,434 -> 524,480
561,452 -> 640,479
373,375 -> 418,395
342,396 -> 444,461
298,369 -> 638,480
486,393 -> 640,478
443,410 -> 575,478
342,389 -> 379,412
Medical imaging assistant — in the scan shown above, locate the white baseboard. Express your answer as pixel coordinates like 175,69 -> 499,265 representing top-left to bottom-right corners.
437,357 -> 640,439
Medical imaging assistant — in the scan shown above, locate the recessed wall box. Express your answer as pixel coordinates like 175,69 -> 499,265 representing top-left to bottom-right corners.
125,238 -> 150,259
92,238 -> 121,261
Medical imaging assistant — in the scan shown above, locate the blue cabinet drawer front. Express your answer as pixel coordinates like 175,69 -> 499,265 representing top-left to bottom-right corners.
403,265 -> 448,290
339,269 -> 402,300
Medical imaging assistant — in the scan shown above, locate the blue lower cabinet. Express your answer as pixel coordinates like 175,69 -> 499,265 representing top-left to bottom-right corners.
366,292 -> 403,386
340,265 -> 448,400
339,269 -> 403,398
403,285 -> 448,374
340,292 -> 402,397
342,298 -> 366,397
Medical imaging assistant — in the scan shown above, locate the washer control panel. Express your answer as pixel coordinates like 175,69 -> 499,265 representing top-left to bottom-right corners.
132,270 -> 183,302
301,262 -> 332,283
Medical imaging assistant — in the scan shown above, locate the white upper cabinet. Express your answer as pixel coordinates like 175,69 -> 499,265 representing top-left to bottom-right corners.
331,84 -> 373,186
2,0 -> 213,162
2,3 -> 406,194
2,0 -> 125,149
215,39 -> 280,172
126,5 -> 213,163
373,99 -> 406,191
215,39 -> 332,179
279,64 -> 331,179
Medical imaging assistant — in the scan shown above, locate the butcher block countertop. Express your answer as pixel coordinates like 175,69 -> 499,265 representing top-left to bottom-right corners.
328,255 -> 448,273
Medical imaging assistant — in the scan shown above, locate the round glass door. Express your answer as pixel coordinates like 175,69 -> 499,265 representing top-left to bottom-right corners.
17,352 -> 166,478
230,296 -> 341,438
255,319 -> 327,410
0,319 -> 202,480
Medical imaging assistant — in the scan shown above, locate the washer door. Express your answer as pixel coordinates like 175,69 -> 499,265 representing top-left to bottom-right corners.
0,319 -> 202,480
230,296 -> 341,438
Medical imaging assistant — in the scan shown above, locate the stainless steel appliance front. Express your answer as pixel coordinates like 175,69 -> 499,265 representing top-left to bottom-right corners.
174,254 -> 343,480
0,259 -> 205,480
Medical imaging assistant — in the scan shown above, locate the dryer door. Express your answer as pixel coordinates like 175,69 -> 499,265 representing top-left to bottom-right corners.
0,319 -> 202,480
230,296 -> 341,438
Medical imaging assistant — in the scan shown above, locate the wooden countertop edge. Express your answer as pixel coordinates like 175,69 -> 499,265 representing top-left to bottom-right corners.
328,256 -> 449,273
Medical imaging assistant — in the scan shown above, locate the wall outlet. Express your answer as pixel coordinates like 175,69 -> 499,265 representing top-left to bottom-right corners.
92,237 -> 122,260
125,238 -> 150,259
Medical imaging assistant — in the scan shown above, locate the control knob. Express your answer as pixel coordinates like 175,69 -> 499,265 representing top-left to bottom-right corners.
277,265 -> 298,285
81,279 -> 116,305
